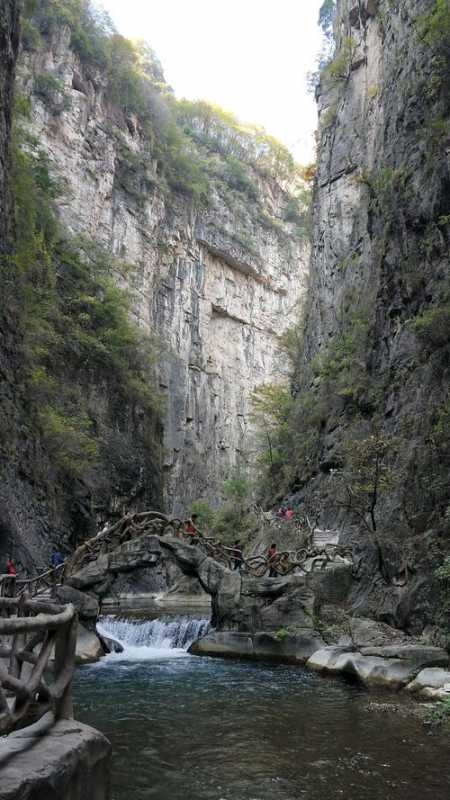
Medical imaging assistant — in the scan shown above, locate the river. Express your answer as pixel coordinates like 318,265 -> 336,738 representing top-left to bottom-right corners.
73,615 -> 450,800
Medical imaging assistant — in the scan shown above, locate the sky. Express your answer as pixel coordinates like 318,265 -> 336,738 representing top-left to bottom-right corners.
98,0 -> 324,164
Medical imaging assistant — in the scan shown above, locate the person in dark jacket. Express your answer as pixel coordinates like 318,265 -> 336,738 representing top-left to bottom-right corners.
51,550 -> 64,569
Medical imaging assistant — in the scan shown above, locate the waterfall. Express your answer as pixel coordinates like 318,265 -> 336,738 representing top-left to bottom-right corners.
96,615 -> 210,661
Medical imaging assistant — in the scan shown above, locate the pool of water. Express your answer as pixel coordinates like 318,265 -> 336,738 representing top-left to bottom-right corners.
73,616 -> 450,800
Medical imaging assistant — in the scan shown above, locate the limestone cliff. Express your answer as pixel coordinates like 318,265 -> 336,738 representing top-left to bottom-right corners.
291,0 -> 450,638
0,0 -> 19,246
17,9 -> 308,515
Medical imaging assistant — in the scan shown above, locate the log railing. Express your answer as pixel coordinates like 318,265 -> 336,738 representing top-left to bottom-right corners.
67,511 -> 182,575
16,562 -> 66,597
0,595 -> 77,735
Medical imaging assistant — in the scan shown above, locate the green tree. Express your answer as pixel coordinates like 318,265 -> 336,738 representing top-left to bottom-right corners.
334,431 -> 397,535
319,0 -> 336,40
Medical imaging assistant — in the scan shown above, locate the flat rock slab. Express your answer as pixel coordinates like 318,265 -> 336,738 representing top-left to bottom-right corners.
0,713 -> 111,800
189,630 -> 324,663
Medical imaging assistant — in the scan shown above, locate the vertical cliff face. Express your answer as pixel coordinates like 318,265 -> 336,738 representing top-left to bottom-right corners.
0,0 -> 19,245
18,22 -> 308,514
0,6 -> 165,572
297,0 -> 450,636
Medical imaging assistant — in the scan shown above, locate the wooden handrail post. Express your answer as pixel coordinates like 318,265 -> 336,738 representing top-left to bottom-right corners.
54,612 -> 77,721
9,593 -> 26,680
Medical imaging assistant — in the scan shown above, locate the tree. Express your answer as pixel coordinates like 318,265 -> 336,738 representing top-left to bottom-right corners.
250,383 -> 292,468
334,431 -> 396,535
319,0 -> 336,41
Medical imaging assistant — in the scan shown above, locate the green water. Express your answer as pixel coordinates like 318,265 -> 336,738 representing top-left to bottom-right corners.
73,617 -> 450,800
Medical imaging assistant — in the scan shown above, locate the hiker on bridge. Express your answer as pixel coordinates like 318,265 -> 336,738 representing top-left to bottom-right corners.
51,549 -> 64,569
6,556 -> 17,576
183,514 -> 200,542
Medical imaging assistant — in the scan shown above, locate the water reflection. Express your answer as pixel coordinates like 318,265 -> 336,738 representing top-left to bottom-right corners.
74,622 -> 450,800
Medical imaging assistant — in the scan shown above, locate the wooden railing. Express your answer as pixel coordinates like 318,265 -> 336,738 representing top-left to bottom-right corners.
0,593 -> 77,735
16,562 -> 66,597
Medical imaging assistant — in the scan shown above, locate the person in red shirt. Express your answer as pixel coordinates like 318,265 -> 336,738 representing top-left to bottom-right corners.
285,507 -> 294,520
6,557 -> 16,576
184,514 -> 199,540
266,543 -> 278,576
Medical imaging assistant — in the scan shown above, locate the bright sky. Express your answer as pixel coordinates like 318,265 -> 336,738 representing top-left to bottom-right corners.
98,0 -> 323,164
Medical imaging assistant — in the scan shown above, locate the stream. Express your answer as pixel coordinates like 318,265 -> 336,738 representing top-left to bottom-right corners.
73,615 -> 450,800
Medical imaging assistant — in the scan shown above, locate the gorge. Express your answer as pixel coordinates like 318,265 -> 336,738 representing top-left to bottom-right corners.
0,1 -> 450,799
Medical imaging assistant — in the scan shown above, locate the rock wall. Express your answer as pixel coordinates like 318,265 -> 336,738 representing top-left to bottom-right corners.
0,8 -> 164,575
0,0 -> 19,247
297,0 -> 450,637
17,24 -> 308,515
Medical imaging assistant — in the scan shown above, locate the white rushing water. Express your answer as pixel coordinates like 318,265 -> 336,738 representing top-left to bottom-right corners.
96,616 -> 210,661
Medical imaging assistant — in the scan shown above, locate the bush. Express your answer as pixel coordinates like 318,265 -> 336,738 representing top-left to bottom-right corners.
190,500 -> 215,532
37,406 -> 98,477
427,696 -> 450,726
412,304 -> 450,349
33,72 -> 71,113
321,37 -> 357,86
311,308 -> 371,408
435,556 -> 450,581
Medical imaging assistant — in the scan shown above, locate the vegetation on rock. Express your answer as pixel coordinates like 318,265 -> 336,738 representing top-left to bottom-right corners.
22,0 -> 303,215
3,95 -> 162,500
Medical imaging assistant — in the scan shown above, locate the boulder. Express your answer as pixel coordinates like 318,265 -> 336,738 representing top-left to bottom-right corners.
97,632 -> 124,654
76,623 -> 104,664
0,712 -> 111,800
55,585 -> 99,620
407,668 -> 450,700
67,554 -> 110,591
350,617 -> 409,648
189,629 -> 325,663
252,630 -> 325,663
308,644 -> 449,690
190,631 -> 253,658
307,646 -> 357,675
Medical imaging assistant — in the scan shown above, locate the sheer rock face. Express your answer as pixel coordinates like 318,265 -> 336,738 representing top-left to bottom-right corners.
0,0 -> 19,247
301,0 -> 450,635
18,29 -> 308,514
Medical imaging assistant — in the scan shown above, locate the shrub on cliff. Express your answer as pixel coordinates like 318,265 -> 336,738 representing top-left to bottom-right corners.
412,303 -> 450,350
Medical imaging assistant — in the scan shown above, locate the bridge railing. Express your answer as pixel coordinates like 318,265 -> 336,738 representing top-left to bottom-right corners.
0,594 -> 77,735
16,562 -> 66,597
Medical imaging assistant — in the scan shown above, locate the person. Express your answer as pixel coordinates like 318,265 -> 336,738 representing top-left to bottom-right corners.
276,507 -> 286,519
267,543 -> 278,577
51,550 -> 64,569
285,507 -> 294,521
183,514 -> 199,542
231,540 -> 243,571
6,556 -> 16,576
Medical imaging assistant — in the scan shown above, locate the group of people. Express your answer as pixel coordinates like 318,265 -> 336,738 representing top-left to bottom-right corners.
3,549 -> 65,580
182,514 -> 283,577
